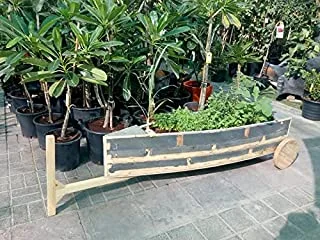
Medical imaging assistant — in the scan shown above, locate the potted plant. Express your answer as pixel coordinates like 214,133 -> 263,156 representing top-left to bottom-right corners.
301,69 -> 320,121
188,0 -> 243,109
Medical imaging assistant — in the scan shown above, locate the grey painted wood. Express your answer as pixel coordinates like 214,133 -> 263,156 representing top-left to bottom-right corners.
106,119 -> 291,158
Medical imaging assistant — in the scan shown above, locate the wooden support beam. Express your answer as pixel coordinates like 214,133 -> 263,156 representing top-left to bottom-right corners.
110,147 -> 276,178
110,136 -> 285,164
46,135 -> 56,217
56,176 -> 129,198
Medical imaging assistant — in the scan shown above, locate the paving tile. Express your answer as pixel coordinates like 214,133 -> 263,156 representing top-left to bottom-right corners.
0,184 -> 8,193
225,237 -> 241,240
24,172 -> 38,186
148,233 -> 170,240
0,218 -> 10,230
87,188 -> 105,204
219,207 -> 255,232
28,201 -> 45,221
12,192 -> 42,206
56,194 -> 78,214
0,228 -> 11,240
11,212 -> 86,240
0,165 -> 8,177
0,208 -> 11,220
181,175 -> 248,212
134,183 -> 203,232
79,196 -> 157,240
241,226 -> 273,240
12,185 -> 40,198
137,176 -> 155,190
10,174 -> 25,189
263,194 -> 297,214
286,210 -> 320,234
126,178 -> 144,194
281,188 -> 313,207
264,216 -> 303,240
0,178 -> 8,186
194,215 -> 233,240
100,181 -> 132,201
0,193 -> 9,209
12,205 -> 29,225
10,166 -> 34,175
74,191 -> 92,209
150,174 -> 177,188
167,224 -> 205,240
242,200 -> 278,223
223,167 -> 274,199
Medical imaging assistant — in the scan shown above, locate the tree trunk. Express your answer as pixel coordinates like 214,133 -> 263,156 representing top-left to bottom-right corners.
23,83 -> 34,113
199,22 -> 213,110
237,64 -> 241,89
60,85 -> 71,139
41,82 -> 53,123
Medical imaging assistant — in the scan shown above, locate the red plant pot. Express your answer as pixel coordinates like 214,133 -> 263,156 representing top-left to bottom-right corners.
183,80 -> 213,103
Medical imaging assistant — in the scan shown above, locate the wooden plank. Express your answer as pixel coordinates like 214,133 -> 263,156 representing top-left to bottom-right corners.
46,135 -> 56,217
57,176 -> 129,196
109,136 -> 285,164
110,147 -> 276,178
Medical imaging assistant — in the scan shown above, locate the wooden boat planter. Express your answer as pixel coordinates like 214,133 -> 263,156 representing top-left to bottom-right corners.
46,117 -> 299,216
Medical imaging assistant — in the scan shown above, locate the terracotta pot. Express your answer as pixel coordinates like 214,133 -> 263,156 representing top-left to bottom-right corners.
183,80 -> 213,103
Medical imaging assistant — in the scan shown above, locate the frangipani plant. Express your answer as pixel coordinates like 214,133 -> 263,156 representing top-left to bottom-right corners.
136,10 -> 190,127
187,0 -> 244,109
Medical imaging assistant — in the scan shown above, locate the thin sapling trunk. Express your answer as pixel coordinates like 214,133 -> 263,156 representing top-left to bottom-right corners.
237,64 -> 241,89
41,82 -> 53,123
22,83 -> 34,113
60,85 -> 71,139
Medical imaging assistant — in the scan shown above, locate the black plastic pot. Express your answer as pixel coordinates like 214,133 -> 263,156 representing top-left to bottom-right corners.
158,86 -> 191,109
46,128 -> 82,171
302,98 -> 320,121
16,104 -> 47,138
33,113 -> 64,150
82,115 -> 132,165
184,102 -> 199,112
82,121 -> 105,165
8,90 -> 28,112
71,106 -> 103,130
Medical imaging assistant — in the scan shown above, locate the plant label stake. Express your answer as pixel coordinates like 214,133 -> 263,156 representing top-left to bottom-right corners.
206,52 -> 212,64
276,22 -> 285,39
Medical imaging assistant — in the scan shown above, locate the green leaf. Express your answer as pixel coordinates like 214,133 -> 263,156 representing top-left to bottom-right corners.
49,80 -> 66,97
133,55 -> 146,64
82,78 -> 108,86
91,41 -> 124,49
48,59 -> 60,71
39,15 -> 60,36
7,51 -> 26,65
22,58 -> 49,68
6,37 -> 22,48
69,22 -> 85,46
122,74 -> 131,101
66,72 -> 79,87
52,27 -> 62,51
89,26 -> 103,43
79,65 -> 108,81
23,71 -> 54,82
163,26 -> 190,38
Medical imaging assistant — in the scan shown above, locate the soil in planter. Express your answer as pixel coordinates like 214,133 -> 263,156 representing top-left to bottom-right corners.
52,129 -> 81,143
18,105 -> 46,114
37,114 -> 64,125
88,118 -> 125,133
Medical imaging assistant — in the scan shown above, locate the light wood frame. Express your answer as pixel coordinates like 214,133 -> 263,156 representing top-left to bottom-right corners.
46,118 -> 298,216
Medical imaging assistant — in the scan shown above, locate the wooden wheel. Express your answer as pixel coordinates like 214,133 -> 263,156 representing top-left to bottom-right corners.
274,137 -> 299,170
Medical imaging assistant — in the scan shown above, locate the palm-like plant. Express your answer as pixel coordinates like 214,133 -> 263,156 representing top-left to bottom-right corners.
186,0 -> 244,109
224,41 -> 260,87
135,10 -> 190,126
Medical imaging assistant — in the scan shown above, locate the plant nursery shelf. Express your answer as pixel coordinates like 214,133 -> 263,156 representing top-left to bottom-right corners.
46,117 -> 299,216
